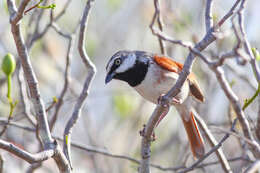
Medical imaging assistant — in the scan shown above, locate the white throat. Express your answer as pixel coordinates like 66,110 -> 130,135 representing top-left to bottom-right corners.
115,53 -> 136,73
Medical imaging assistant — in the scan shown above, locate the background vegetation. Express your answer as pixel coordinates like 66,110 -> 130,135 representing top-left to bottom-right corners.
0,0 -> 260,172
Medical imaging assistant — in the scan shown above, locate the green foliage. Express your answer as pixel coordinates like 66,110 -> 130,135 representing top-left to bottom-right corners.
3,0 -> 9,13
113,93 -> 136,118
174,13 -> 192,33
1,53 -> 18,118
86,36 -> 97,58
37,3 -> 56,10
25,0 -> 56,14
212,13 -> 218,24
252,47 -> 260,61
53,96 -> 58,103
2,53 -> 16,76
229,79 -> 236,88
107,0 -> 123,11
2,53 -> 16,100
243,83 -> 260,110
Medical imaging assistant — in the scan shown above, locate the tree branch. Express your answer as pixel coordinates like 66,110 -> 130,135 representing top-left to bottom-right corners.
177,119 -> 237,173
139,0 -> 243,172
63,0 -> 96,168
50,23 -> 77,131
205,0 -> 214,32
6,0 -> 71,172
0,139 -> 54,164
150,0 -> 165,54
193,110 -> 232,173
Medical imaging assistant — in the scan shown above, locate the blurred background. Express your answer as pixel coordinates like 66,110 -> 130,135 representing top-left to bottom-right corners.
0,0 -> 260,172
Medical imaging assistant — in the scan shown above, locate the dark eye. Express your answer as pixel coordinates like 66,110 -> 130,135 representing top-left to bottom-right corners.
114,58 -> 121,65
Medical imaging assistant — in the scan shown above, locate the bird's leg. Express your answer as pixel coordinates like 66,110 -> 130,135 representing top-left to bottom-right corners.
157,94 -> 180,106
155,104 -> 170,127
155,94 -> 171,127
139,98 -> 170,141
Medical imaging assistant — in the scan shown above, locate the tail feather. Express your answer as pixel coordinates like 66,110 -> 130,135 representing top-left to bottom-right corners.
181,111 -> 205,158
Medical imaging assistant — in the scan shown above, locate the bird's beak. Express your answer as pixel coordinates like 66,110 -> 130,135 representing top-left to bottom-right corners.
105,72 -> 115,84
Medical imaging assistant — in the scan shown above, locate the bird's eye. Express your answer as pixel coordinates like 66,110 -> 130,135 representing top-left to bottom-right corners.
114,58 -> 121,65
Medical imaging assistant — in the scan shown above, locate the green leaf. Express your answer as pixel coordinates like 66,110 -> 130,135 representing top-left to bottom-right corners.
3,0 -> 9,13
252,47 -> 260,61
229,79 -> 236,88
37,3 -> 56,10
242,83 -> 260,110
113,93 -> 136,118
107,0 -> 123,11
86,36 -> 97,58
53,96 -> 58,103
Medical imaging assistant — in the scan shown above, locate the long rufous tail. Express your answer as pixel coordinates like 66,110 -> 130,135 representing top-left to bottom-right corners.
181,111 -> 205,158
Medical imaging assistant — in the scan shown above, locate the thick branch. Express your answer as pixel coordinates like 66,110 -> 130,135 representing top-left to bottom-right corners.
7,0 -> 53,149
7,0 -> 71,172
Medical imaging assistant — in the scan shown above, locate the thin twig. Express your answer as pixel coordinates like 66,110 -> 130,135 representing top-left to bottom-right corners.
17,65 -> 36,126
150,0 -> 165,54
0,139 -> 54,164
177,119 -> 237,173
193,110 -> 232,173
244,160 -> 260,173
0,119 -> 35,132
50,23 -> 77,131
54,0 -> 72,21
205,0 -> 214,32
0,154 -> 3,173
236,0 -> 260,144
237,0 -> 260,82
55,136 -> 251,172
216,0 -> 241,28
0,111 -> 14,137
210,126 -> 260,148
24,0 -> 42,14
63,0 -> 96,168
26,163 -> 42,173
0,118 -> 251,173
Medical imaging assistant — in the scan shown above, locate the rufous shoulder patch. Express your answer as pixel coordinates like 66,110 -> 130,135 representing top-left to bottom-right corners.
154,55 -> 205,102
153,55 -> 183,73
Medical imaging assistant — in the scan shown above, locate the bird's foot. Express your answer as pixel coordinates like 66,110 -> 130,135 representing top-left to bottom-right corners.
157,94 -> 180,107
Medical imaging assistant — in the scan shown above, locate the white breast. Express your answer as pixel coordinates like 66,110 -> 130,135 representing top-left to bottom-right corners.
134,62 -> 189,104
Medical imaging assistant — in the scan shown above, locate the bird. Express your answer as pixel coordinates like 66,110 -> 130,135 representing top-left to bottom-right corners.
105,50 -> 205,158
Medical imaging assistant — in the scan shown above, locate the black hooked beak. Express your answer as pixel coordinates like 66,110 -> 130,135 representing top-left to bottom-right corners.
105,72 -> 115,84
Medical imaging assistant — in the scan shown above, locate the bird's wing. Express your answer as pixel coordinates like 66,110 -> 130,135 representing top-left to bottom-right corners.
153,55 -> 204,102
153,55 -> 183,73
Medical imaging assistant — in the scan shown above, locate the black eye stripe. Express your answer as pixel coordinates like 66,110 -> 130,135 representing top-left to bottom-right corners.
110,58 -> 121,71
108,62 -> 119,75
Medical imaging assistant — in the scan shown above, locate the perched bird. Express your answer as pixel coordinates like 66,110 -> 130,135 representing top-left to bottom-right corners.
105,50 -> 205,158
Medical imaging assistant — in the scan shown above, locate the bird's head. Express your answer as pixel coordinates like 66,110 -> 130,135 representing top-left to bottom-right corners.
105,50 -> 149,87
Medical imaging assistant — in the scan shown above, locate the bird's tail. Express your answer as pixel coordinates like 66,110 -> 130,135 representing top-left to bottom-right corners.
180,111 -> 205,158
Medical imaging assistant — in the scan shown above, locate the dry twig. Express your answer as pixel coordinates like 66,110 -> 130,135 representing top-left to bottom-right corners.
6,0 -> 71,172
193,110 -> 232,173
63,0 -> 96,168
